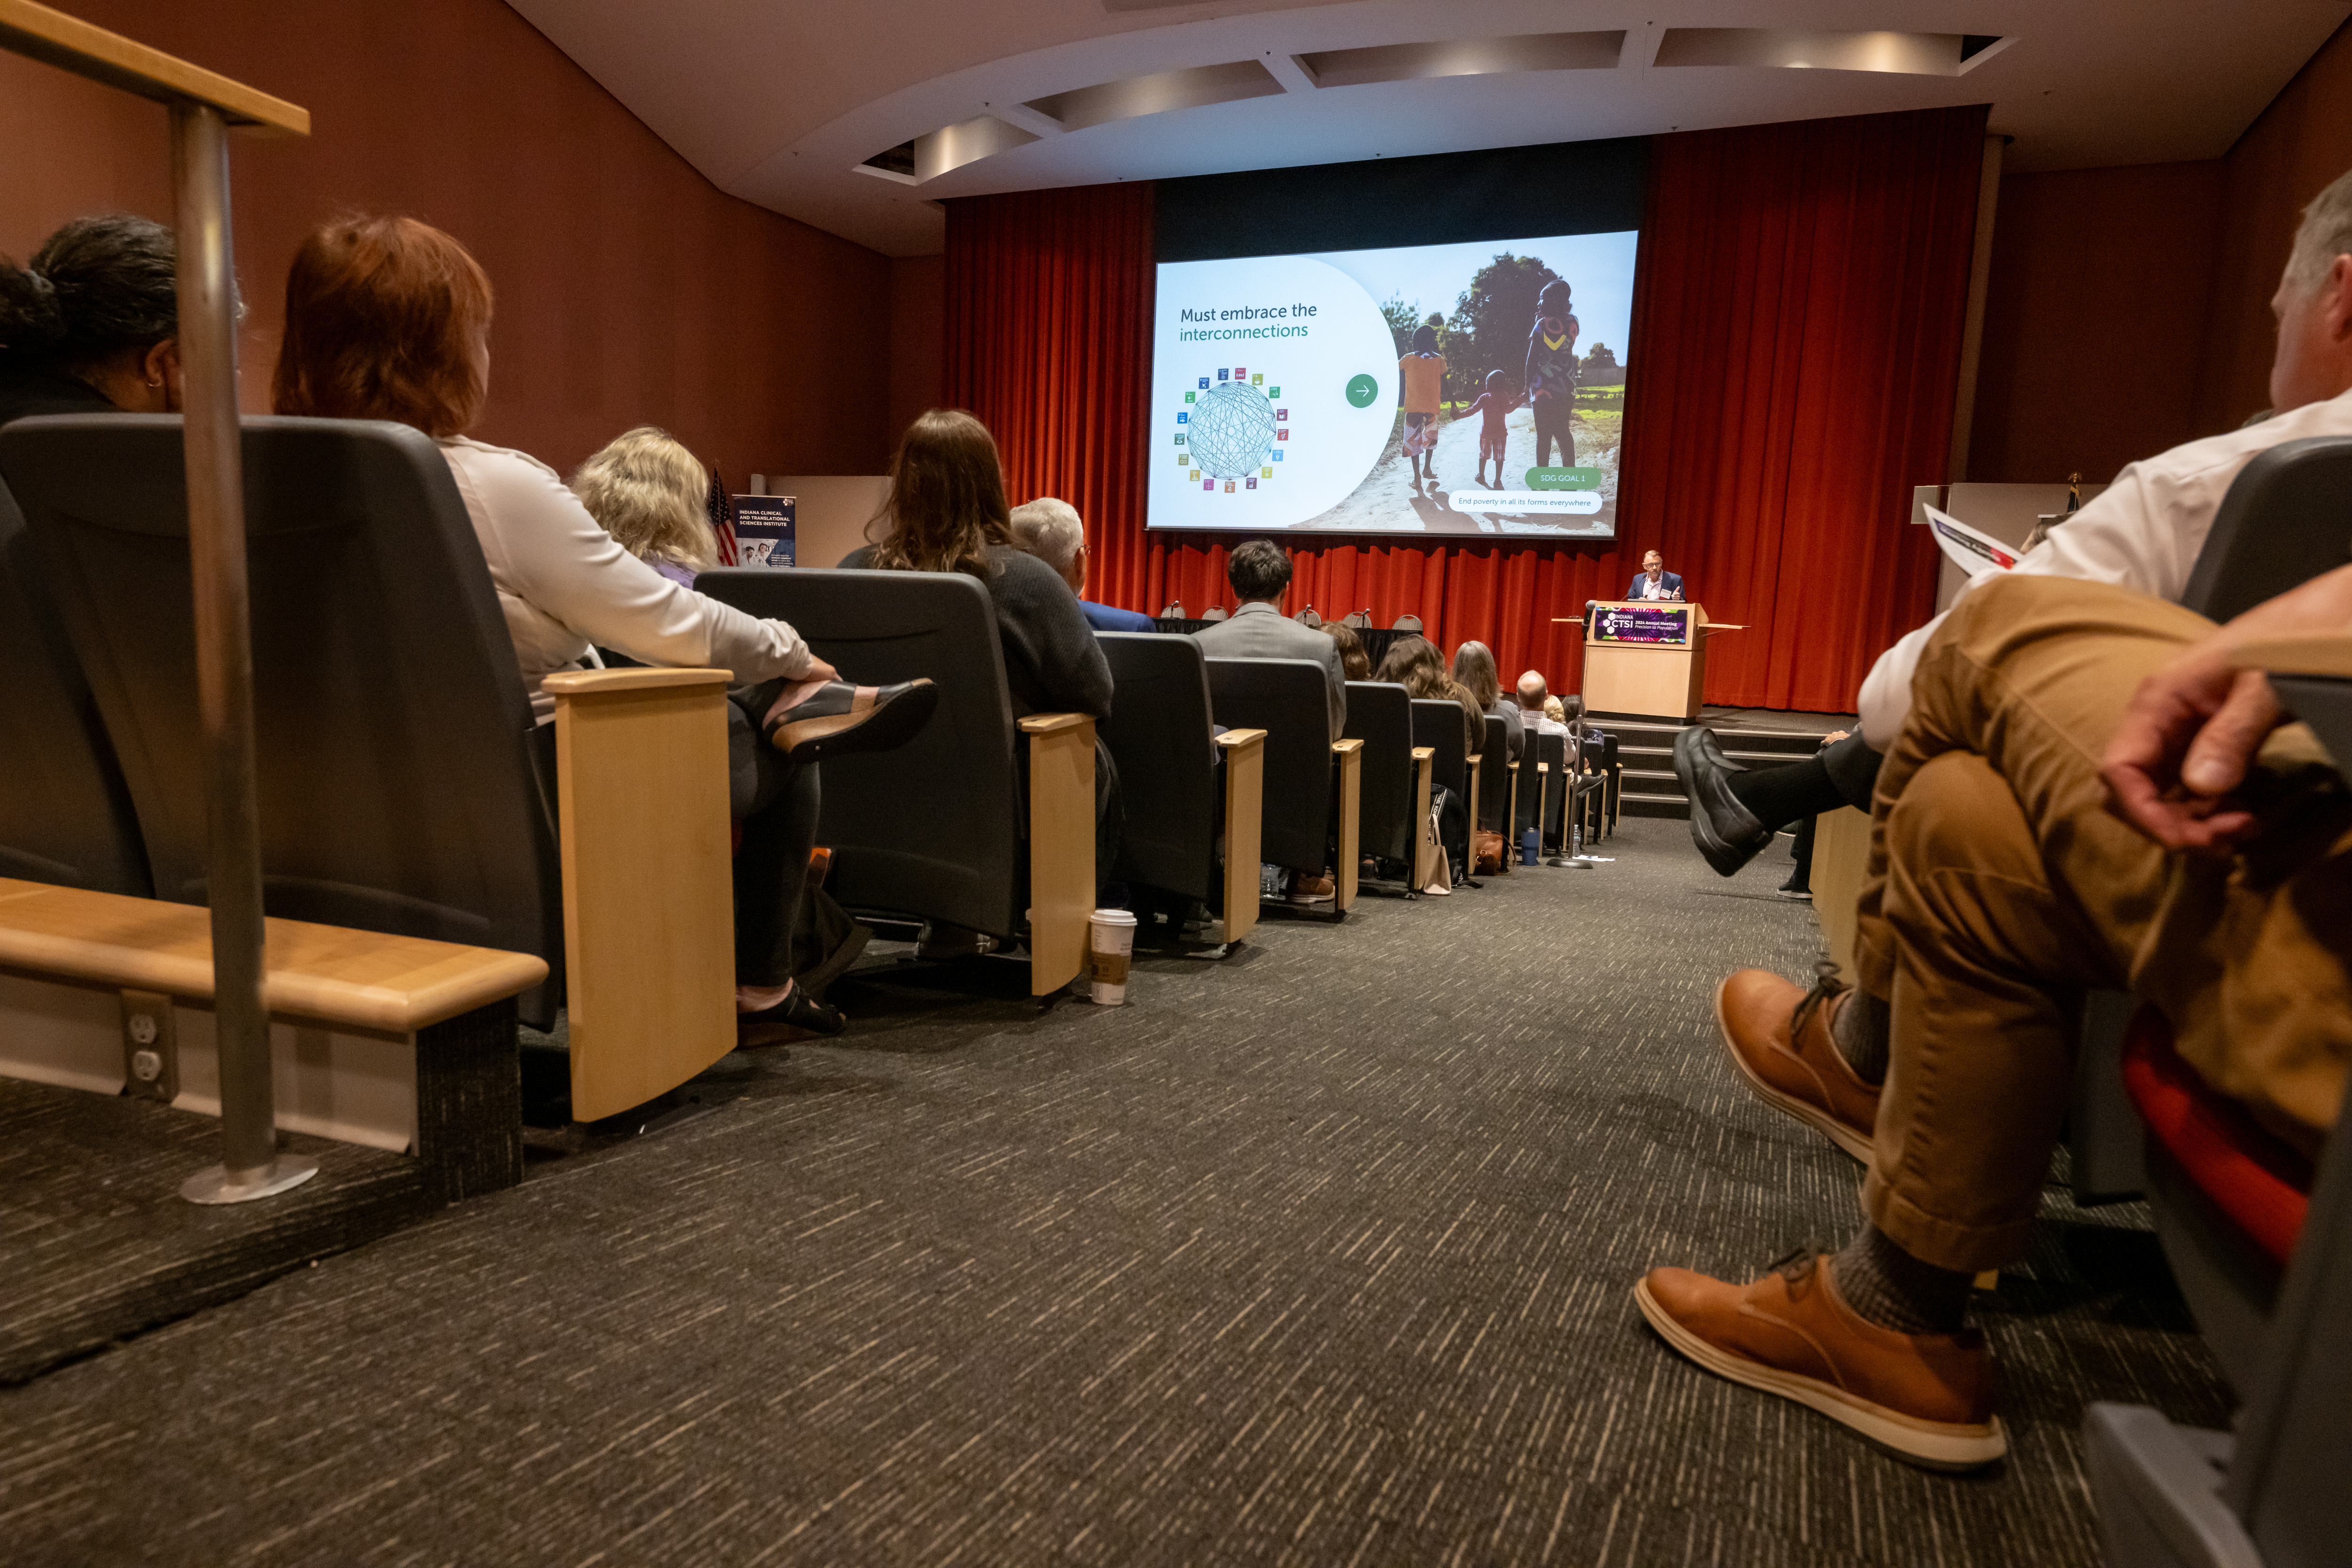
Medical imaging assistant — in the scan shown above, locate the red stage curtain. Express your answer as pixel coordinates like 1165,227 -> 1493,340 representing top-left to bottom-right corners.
945,105 -> 1987,712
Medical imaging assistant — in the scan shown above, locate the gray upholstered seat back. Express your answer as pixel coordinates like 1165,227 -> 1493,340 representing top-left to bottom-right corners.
698,567 -> 1023,938
1342,681 -> 1414,863
1411,698 -> 1469,802
0,473 -> 150,895
1204,656 -> 1333,871
1475,715 -> 1510,831
1097,631 -> 1217,902
0,414 -> 560,1017
2180,435 -> 2352,621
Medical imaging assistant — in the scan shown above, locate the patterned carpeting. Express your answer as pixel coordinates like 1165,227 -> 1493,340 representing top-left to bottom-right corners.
0,819 -> 2225,1566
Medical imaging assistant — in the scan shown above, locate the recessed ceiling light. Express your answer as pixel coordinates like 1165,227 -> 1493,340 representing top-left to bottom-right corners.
1654,29 -> 2014,76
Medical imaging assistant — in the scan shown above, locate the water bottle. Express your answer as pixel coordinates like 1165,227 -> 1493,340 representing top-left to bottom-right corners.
1520,829 -> 1539,865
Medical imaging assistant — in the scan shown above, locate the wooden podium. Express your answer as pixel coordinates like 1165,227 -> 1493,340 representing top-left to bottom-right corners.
1559,602 -> 1742,720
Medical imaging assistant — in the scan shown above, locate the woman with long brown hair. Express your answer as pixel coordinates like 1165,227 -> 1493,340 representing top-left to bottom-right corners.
1450,638 -> 1523,762
844,409 -> 1118,953
273,214 -> 930,1039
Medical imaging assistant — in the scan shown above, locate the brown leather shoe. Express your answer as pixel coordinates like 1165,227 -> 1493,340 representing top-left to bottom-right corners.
1634,1252 -> 2004,1470
1716,969 -> 1880,1164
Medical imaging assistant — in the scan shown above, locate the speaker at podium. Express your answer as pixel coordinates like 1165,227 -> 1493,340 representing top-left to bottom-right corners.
1556,601 -> 1745,721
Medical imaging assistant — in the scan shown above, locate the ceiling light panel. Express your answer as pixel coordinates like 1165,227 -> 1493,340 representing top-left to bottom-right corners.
1299,31 -> 1625,89
1025,60 -> 1283,134
1653,29 -> 2004,77
914,115 -> 1039,182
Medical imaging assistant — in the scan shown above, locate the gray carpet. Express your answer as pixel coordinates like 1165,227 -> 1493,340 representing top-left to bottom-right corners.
0,820 -> 2226,1566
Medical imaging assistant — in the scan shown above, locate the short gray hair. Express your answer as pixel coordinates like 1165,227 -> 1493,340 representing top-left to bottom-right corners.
1009,496 -> 1085,573
2286,166 -> 2352,293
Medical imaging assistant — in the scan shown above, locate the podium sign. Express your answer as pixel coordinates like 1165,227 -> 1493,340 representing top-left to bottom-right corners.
1590,604 -> 1691,646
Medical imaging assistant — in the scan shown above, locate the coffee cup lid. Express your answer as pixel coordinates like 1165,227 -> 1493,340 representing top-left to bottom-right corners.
1090,908 -> 1137,924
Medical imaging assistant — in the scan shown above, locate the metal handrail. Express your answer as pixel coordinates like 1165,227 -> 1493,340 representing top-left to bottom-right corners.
3,0 -> 315,1204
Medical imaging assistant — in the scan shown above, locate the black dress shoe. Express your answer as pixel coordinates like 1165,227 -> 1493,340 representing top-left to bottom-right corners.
1675,725 -> 1772,877
764,678 -> 938,763
738,985 -> 846,1042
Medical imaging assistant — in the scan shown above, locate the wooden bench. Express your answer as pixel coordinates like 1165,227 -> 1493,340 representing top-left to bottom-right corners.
0,878 -> 546,1202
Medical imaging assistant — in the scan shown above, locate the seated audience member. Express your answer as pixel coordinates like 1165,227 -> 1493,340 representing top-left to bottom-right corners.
1637,565 -> 2352,1470
1193,539 -> 1347,903
570,426 -> 717,589
1451,640 -> 1523,762
1323,620 -> 1372,681
1676,163 -> 2352,879
572,424 -> 875,1005
844,410 -> 1119,947
1374,633 -> 1480,755
0,215 -> 180,424
273,215 -> 932,1038
1008,496 -> 1152,631
1514,671 -> 1568,736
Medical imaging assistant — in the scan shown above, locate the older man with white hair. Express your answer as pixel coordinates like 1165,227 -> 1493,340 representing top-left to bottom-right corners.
1009,497 -> 1154,632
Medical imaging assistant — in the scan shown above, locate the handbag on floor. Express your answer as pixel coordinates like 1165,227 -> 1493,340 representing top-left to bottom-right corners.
1473,828 -> 1506,873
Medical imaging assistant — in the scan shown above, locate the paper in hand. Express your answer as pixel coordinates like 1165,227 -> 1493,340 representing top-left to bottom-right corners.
1923,505 -> 2021,580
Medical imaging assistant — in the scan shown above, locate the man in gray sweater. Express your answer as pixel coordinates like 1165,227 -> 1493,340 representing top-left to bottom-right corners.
1193,540 -> 1348,902
1192,540 -> 1347,738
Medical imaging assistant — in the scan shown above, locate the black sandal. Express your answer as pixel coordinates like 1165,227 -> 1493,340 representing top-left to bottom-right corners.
763,679 -> 939,763
737,984 -> 846,1041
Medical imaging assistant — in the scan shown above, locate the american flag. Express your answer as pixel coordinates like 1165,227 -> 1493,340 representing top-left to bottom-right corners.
706,468 -> 740,566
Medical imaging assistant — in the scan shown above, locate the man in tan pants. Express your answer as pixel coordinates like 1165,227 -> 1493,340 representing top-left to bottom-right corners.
1636,567 -> 2352,1469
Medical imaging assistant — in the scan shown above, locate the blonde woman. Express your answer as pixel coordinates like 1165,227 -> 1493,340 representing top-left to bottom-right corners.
570,425 -> 718,589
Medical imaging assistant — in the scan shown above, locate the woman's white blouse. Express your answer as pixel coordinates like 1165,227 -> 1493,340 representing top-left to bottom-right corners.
437,436 -> 813,719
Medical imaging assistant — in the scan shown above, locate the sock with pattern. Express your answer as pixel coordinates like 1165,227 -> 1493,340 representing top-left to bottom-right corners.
1831,989 -> 1891,1083
1830,1225 -> 1971,1335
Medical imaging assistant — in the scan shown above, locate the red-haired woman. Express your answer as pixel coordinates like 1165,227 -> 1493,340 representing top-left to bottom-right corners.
273,215 -> 929,1039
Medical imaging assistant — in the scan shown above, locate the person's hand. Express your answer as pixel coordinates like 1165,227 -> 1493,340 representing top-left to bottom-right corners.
1821,729 -> 1851,746
2100,642 -> 2280,854
799,656 -> 840,686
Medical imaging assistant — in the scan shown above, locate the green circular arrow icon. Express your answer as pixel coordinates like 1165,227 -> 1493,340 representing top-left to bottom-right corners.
1345,374 -> 1378,408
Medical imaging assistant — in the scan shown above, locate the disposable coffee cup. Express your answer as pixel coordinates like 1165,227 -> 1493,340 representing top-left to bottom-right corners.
1089,909 -> 1137,1005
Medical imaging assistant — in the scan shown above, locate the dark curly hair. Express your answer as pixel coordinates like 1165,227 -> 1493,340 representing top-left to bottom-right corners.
0,214 -> 178,373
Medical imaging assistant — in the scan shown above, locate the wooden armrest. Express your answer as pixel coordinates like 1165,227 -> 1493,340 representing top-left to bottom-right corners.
1215,727 -> 1267,753
543,667 -> 731,696
1023,714 -> 1096,994
1331,738 -> 1364,757
1019,712 -> 1094,736
1410,747 -> 1436,763
2231,633 -> 2352,677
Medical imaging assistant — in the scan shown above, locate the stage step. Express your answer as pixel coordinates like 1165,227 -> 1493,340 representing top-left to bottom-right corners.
1587,713 -> 1852,820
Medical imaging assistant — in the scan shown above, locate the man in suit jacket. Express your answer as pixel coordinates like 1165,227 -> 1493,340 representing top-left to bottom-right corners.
1008,496 -> 1156,632
1627,549 -> 1685,602
1192,540 -> 1348,740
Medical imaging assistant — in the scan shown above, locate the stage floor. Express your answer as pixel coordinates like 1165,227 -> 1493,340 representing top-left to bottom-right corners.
1697,704 -> 1859,733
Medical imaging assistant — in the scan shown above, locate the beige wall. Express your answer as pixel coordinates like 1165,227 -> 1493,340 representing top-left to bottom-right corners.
1,0 -> 898,484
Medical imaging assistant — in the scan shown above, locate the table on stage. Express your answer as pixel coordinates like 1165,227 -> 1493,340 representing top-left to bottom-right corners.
1555,602 -> 1744,720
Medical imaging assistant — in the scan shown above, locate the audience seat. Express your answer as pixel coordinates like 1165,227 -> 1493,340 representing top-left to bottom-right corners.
1342,680 -> 1427,888
699,567 -> 1097,993
1095,632 -> 1264,947
0,415 -> 742,1121
1204,657 -> 1360,916
2084,637 -> 2351,1568
1534,732 -> 1569,854
1474,715 -> 1512,872
0,476 -> 149,896
1410,699 -> 1472,884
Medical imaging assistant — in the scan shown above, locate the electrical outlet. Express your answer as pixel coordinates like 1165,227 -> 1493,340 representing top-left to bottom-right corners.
119,988 -> 178,1103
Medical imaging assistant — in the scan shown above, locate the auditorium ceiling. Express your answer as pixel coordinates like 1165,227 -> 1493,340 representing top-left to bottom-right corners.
507,0 -> 2351,254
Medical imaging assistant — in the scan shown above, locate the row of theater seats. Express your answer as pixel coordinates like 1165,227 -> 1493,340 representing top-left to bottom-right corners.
0,413 -> 1612,1146
1157,603 -> 1424,635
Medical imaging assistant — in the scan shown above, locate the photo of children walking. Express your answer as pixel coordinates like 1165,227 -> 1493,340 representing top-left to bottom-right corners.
1295,230 -> 1636,536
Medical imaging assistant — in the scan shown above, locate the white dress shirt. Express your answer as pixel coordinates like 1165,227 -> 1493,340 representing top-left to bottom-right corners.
438,437 -> 815,720
1858,383 -> 2352,748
